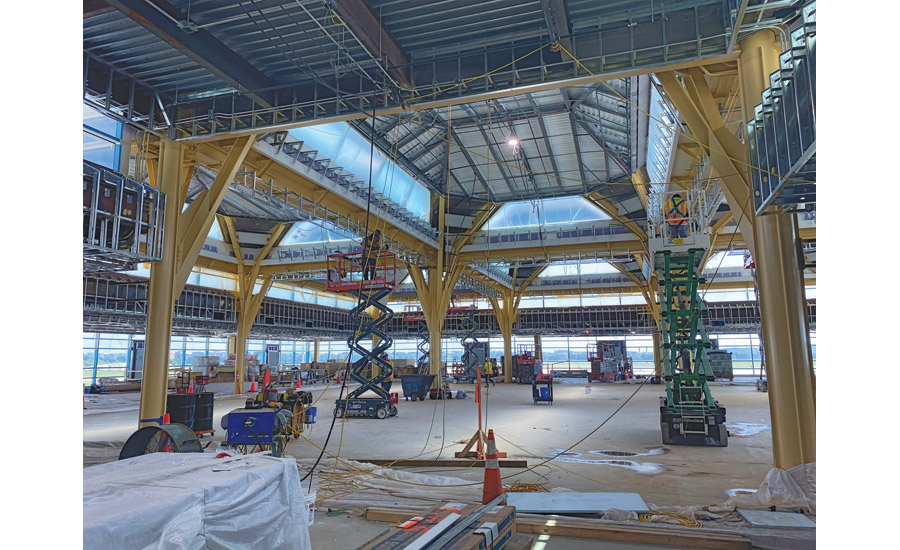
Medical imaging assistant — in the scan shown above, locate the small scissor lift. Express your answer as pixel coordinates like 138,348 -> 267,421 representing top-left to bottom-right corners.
455,304 -> 481,383
649,188 -> 728,447
327,250 -> 398,419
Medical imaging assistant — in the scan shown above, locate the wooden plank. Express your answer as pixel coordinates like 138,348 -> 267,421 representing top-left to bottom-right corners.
363,507 -> 752,550
353,459 -> 528,468
503,533 -> 535,550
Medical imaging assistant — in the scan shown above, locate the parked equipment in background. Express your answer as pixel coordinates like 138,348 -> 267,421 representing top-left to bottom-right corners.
708,350 -> 734,381
588,342 -> 618,382
457,305 -> 484,383
399,374 -> 435,401
513,345 -> 542,384
532,379 -> 553,405
128,340 -> 145,380
588,341 -> 632,382
757,377 -> 769,392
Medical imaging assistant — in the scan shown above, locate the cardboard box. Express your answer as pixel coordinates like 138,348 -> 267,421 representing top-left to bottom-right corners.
443,505 -> 516,550
360,503 -> 479,550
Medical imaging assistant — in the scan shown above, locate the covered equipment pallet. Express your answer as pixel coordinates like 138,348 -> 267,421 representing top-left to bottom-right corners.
83,453 -> 311,549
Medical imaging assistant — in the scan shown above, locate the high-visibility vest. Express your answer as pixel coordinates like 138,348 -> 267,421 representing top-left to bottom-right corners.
664,197 -> 688,225
384,360 -> 394,381
484,361 -> 493,374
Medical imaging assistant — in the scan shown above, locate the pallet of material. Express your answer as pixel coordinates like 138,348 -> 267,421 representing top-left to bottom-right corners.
364,507 -> 752,550
359,502 -> 517,550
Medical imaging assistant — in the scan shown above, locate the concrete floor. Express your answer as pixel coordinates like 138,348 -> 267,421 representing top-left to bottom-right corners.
84,378 -> 779,549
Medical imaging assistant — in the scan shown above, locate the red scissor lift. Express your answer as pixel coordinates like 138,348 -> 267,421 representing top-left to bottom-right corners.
588,342 -> 618,383
327,250 -> 400,419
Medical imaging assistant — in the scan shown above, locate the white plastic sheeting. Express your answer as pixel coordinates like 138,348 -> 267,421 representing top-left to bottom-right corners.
83,452 -> 311,550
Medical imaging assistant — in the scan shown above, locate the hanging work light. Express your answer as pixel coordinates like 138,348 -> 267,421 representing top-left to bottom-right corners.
506,131 -> 519,148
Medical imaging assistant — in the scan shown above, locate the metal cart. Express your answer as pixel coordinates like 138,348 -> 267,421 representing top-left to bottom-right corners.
532,380 -> 553,405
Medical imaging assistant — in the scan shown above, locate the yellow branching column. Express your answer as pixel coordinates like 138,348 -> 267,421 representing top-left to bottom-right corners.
225,219 -> 285,395
740,30 -> 816,468
234,276 -> 274,394
489,266 -> 543,384
407,263 -> 464,386
533,334 -> 542,361
138,136 -> 257,427
489,294 -> 517,385
652,332 -> 664,377
139,139 -> 184,427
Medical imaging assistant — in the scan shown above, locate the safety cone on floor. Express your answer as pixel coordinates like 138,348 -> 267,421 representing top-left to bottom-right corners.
163,413 -> 170,424
188,381 -> 194,394
296,378 -> 302,389
250,380 -> 257,392
482,429 -> 504,504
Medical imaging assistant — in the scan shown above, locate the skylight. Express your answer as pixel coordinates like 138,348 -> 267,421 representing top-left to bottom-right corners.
486,196 -> 610,230
288,122 -> 430,221
704,251 -> 748,271
281,221 -> 354,246
539,260 -> 619,277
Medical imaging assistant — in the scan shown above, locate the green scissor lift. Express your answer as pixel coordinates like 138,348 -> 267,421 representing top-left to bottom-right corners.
656,248 -> 728,447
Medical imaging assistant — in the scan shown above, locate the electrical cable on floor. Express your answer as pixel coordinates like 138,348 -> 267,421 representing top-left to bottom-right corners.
295,376 -> 651,491
626,513 -> 703,528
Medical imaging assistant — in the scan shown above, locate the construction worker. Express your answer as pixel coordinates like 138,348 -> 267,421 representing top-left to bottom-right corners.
362,230 -> 382,280
664,193 -> 689,240
483,358 -> 495,387
380,353 -> 394,393
328,251 -> 344,283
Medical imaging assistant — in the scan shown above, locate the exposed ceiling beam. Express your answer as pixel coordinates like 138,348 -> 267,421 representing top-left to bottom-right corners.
526,95 -> 564,191
103,0 -> 277,108
331,0 -> 412,87
178,52 -> 741,143
84,0 -> 115,18
350,118 -> 443,193
575,118 -> 630,174
430,111 -> 495,201
540,0 -> 573,53
460,104 -> 520,198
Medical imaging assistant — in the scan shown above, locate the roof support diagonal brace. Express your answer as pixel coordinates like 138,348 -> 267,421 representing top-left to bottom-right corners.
103,0 -> 276,108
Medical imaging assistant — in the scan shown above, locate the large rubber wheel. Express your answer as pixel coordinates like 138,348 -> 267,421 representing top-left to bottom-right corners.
388,405 -> 398,417
334,407 -> 344,418
410,394 -> 418,402
376,407 -> 388,419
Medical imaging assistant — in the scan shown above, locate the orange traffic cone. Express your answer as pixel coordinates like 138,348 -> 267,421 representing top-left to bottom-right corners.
482,429 -> 504,504
296,378 -> 302,389
250,380 -> 257,392
188,382 -> 194,394
163,413 -> 170,424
